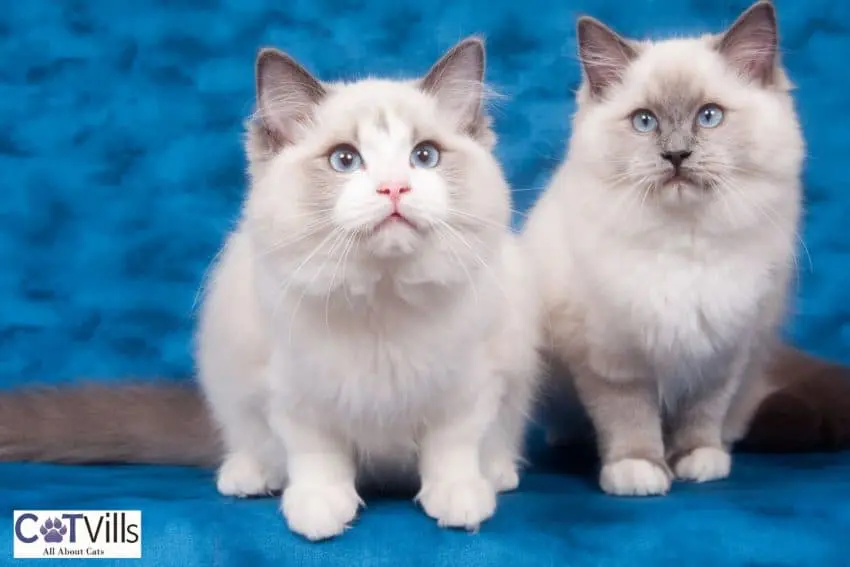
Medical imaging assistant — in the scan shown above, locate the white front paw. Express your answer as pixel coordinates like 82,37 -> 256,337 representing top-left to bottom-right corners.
417,476 -> 497,529
483,458 -> 520,493
675,447 -> 731,483
281,482 -> 362,541
600,458 -> 671,497
216,453 -> 282,497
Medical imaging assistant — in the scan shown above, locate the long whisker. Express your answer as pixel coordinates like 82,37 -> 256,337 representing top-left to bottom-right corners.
285,229 -> 348,346
434,218 -> 511,304
324,231 -> 358,332
256,223 -> 337,259
255,211 -> 338,258
192,243 -> 229,314
711,174 -> 812,278
432,223 -> 479,307
271,227 -> 343,322
339,231 -> 362,310
597,176 -> 644,229
444,208 -> 510,231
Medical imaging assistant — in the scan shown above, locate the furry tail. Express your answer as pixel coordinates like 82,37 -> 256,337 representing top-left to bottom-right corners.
737,347 -> 850,453
0,382 -> 220,467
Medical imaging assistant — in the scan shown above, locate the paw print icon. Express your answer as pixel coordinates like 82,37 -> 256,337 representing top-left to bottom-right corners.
39,518 -> 67,543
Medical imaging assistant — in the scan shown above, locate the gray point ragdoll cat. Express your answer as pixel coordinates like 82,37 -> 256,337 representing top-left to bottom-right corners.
523,1 -> 845,496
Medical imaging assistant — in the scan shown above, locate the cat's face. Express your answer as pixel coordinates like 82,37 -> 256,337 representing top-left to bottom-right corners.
243,39 -> 510,294
571,1 -> 804,211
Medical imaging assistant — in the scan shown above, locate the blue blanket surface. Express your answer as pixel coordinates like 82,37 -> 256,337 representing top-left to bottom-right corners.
1,0 -> 848,565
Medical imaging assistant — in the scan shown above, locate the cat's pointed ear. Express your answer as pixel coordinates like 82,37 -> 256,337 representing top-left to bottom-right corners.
717,1 -> 778,85
420,37 -> 486,131
255,48 -> 326,147
577,17 -> 637,99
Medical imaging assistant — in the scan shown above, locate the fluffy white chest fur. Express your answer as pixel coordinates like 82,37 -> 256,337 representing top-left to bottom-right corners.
200,230 -> 505,461
532,166 -> 796,397
580,221 -> 775,385
258,236 -> 509,455
198,224 -> 539,538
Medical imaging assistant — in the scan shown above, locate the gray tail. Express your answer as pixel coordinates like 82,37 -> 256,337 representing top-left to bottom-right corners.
0,382 -> 221,467
738,347 -> 850,453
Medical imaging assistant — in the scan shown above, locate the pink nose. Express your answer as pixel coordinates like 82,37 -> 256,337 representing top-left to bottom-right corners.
376,183 -> 410,201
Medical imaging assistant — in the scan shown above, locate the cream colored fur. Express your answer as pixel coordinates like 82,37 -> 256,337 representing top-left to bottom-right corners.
196,38 -> 540,540
524,2 -> 804,496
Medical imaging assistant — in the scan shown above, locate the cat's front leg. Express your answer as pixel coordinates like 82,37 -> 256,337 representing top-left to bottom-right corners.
199,360 -> 285,498
667,357 -> 743,483
269,411 -> 362,541
573,362 -> 671,497
417,379 -> 500,529
480,406 -> 524,493
216,428 -> 285,498
480,369 -> 537,493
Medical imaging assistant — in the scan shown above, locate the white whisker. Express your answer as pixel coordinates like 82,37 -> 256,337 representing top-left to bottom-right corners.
324,231 -> 359,332
285,229 -> 348,346
434,218 -> 511,305
432,224 -> 479,307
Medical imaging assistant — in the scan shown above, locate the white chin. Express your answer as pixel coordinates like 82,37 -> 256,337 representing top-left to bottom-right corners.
368,222 -> 421,258
658,182 -> 705,207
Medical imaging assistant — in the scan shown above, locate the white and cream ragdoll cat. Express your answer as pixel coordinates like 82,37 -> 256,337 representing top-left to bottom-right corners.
195,38 -> 540,539
524,1 -> 805,496
0,38 -> 538,541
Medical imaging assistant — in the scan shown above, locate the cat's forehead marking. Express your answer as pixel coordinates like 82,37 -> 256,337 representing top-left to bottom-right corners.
646,73 -> 706,123
373,108 -> 390,133
356,108 -> 413,150
629,42 -> 713,123
320,80 -> 432,147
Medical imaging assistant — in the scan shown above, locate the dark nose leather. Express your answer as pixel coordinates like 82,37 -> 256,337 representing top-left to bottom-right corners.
661,150 -> 692,168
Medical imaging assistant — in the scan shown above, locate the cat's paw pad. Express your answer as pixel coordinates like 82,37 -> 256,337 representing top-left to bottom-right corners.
674,447 -> 731,483
282,482 -> 362,541
600,458 -> 671,497
417,476 -> 497,529
216,454 -> 282,497
483,459 -> 520,493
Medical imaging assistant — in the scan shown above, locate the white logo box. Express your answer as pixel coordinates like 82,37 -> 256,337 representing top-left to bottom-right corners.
13,510 -> 142,560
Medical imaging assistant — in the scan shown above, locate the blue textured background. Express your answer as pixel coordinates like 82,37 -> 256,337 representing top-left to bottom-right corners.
0,0 -> 848,565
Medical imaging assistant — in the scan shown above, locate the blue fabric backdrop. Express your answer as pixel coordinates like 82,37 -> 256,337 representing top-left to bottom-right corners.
0,0 -> 848,565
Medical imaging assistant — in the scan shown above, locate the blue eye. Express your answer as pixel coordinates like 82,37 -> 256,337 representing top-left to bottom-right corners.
631,109 -> 658,133
328,145 -> 362,172
697,103 -> 724,128
410,142 -> 440,168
